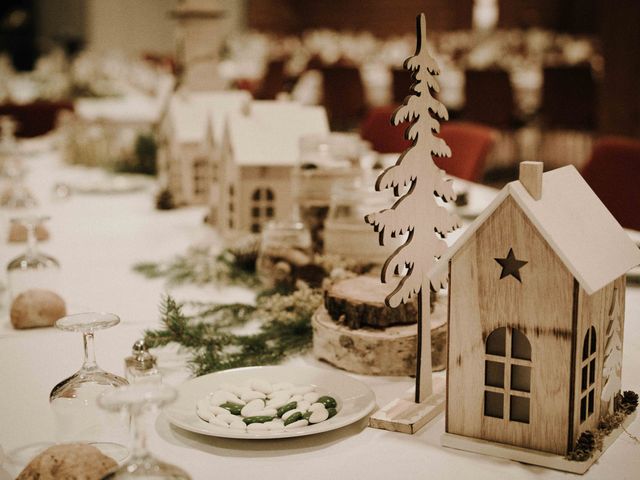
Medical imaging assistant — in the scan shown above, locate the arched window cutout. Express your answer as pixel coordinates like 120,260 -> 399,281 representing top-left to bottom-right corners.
512,329 -> 531,360
580,326 -> 597,423
486,327 -> 506,356
484,327 -> 532,424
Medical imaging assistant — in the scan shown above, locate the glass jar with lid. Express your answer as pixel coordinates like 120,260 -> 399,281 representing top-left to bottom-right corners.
323,171 -> 406,265
295,133 -> 371,252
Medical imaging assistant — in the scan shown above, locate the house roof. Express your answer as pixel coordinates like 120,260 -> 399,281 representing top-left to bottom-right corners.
431,165 -> 640,295
167,91 -> 251,144
225,102 -> 329,167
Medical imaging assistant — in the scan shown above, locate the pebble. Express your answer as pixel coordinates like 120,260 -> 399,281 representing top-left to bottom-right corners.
241,398 -> 265,417
209,391 -> 244,406
303,392 -> 320,403
210,406 -> 231,416
251,379 -> 273,395
253,408 -> 277,417
266,397 -> 290,409
247,422 -> 270,431
208,417 -> 230,428
217,413 -> 238,425
309,407 -> 329,424
281,408 -> 302,421
284,419 -> 309,430
240,390 -> 267,402
230,420 -> 247,430
308,403 -> 325,412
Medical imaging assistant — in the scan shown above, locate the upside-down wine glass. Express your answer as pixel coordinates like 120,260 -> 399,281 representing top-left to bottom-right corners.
98,384 -> 191,479
6,216 -> 63,329
49,312 -> 129,460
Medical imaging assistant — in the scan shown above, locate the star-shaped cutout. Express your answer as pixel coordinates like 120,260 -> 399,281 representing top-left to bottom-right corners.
495,248 -> 528,282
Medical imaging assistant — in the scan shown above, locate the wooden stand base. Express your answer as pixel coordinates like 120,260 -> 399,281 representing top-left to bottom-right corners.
441,410 -> 637,474
368,375 -> 446,434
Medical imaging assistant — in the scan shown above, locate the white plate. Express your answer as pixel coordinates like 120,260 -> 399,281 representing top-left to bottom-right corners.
163,365 -> 376,439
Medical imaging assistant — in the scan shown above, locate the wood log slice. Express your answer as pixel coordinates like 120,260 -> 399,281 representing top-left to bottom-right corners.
324,276 -> 418,329
312,294 -> 448,375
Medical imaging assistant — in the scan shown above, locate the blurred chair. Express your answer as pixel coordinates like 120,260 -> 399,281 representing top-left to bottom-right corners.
541,65 -> 596,131
361,110 -> 496,183
392,68 -> 413,104
321,65 -> 367,131
463,69 -> 519,179
538,65 -> 597,170
437,122 -> 496,182
360,104 -> 409,154
582,136 -> 640,231
254,59 -> 287,100
463,69 -> 517,128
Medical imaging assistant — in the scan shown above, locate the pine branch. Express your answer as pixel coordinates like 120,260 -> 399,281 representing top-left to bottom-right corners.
144,286 -> 323,376
133,247 -> 262,289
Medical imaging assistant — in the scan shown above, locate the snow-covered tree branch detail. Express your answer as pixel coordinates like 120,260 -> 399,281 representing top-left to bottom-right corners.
602,289 -> 622,413
364,13 -> 460,308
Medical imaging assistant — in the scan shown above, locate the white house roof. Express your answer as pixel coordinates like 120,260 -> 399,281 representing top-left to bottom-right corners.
431,165 -> 640,295
225,103 -> 329,167
190,91 -> 251,144
167,90 -> 251,144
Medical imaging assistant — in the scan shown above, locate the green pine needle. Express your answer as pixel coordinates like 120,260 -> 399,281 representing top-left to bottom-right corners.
133,247 -> 262,289
144,285 -> 322,376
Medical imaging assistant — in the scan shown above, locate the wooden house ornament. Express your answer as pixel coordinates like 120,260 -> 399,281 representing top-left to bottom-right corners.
439,161 -> 640,473
218,101 -> 329,235
158,90 -> 251,206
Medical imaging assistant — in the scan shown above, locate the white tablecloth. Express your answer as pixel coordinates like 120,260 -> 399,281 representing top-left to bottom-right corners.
1,149 -> 639,480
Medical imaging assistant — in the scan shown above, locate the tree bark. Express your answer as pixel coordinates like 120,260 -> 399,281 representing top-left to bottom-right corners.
324,276 -> 418,329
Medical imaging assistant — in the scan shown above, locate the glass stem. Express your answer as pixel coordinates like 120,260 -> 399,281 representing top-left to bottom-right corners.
82,331 -> 98,370
25,222 -> 37,257
130,406 -> 150,461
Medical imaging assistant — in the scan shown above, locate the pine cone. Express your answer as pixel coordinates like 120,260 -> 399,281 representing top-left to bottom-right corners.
621,390 -> 639,413
576,431 -> 595,452
155,189 -> 175,210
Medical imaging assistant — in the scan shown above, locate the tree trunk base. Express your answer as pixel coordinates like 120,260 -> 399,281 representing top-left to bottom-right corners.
324,275 -> 418,329
312,294 -> 447,376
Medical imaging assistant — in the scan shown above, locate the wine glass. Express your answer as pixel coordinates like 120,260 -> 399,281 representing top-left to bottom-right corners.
0,117 -> 35,210
6,215 -> 64,329
49,312 -> 129,460
98,384 -> 191,479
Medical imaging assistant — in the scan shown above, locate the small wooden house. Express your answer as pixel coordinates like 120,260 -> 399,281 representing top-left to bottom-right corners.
218,101 -> 329,235
158,90 -> 250,206
437,162 -> 640,466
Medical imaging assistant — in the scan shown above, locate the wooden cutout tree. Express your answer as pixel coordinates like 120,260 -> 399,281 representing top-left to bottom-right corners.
365,13 -> 460,403
602,289 -> 622,412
